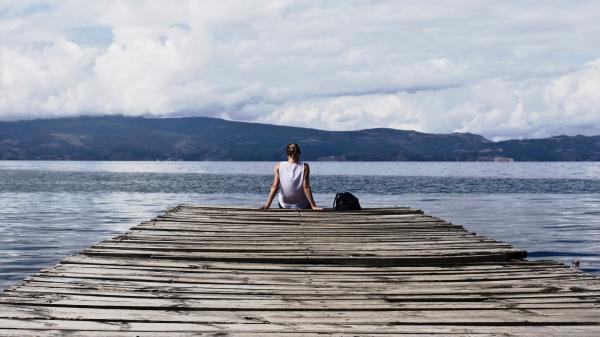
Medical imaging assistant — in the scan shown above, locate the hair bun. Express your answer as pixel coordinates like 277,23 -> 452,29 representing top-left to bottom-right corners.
286,143 -> 301,160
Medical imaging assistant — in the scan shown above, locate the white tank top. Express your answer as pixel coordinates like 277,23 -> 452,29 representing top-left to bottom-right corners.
278,161 -> 309,208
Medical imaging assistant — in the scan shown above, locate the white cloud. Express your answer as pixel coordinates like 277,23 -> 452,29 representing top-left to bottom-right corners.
1,0 -> 600,139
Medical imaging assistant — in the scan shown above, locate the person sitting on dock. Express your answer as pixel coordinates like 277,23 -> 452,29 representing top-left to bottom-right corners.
260,143 -> 321,210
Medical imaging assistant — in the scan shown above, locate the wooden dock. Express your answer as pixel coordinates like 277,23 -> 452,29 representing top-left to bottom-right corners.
0,206 -> 599,336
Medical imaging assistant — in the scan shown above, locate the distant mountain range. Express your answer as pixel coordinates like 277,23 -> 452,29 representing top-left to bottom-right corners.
0,115 -> 599,161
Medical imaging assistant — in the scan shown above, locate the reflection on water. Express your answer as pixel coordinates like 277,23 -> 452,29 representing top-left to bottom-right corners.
1,160 -> 600,179
2,170 -> 600,194
1,161 -> 600,290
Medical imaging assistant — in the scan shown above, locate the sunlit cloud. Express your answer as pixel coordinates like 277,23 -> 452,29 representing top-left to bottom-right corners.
1,0 -> 600,139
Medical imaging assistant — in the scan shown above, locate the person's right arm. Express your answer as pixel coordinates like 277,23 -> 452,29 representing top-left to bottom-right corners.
302,163 -> 321,210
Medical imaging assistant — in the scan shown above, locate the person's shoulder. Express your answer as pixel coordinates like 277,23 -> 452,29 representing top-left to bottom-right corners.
303,162 -> 310,170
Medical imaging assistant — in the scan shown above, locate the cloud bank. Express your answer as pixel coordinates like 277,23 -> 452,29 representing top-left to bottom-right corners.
1,0 -> 600,139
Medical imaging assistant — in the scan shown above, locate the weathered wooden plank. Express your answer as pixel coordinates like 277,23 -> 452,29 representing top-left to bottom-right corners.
58,258 -> 568,272
47,263 -> 579,278
4,293 -> 598,311
7,286 -> 600,302
0,331 -> 527,337
11,278 -> 600,295
1,308 -> 600,325
61,255 -> 566,271
14,281 -> 600,299
81,247 -> 526,258
119,235 -> 502,243
34,266 -> 584,284
91,243 -> 516,253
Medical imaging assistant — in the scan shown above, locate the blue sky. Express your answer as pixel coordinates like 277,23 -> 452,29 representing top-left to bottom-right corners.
1,0 -> 600,140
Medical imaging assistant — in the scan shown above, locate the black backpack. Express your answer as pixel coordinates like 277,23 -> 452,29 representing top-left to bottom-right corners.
333,192 -> 361,211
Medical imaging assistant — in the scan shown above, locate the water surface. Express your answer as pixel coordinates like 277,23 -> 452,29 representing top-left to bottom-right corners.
1,161 -> 599,290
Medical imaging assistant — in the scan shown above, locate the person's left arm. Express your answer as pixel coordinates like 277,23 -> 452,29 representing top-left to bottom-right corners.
260,163 -> 280,210
302,163 -> 321,210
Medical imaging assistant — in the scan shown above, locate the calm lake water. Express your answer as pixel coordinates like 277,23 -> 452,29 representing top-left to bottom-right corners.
1,161 -> 600,290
